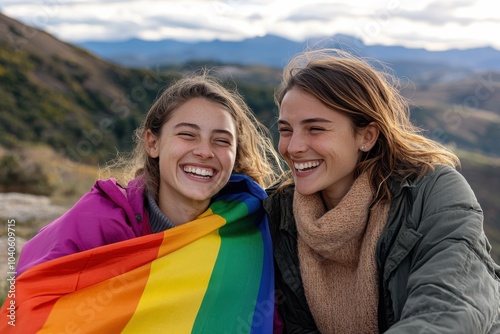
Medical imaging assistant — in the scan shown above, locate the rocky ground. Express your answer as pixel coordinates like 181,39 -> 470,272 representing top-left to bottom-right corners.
0,192 -> 69,296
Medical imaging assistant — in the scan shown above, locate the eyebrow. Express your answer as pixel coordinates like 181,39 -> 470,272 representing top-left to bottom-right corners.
277,117 -> 332,125
174,122 -> 235,139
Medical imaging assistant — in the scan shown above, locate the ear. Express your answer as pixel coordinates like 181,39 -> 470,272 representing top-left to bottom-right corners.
145,129 -> 160,158
358,122 -> 380,152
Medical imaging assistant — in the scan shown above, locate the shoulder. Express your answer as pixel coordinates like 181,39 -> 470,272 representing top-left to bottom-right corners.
81,178 -> 130,212
389,165 -> 475,208
53,177 -> 145,240
62,180 -> 135,226
418,164 -> 464,185
405,165 -> 485,252
230,173 -> 268,200
385,165 -> 482,243
264,183 -> 295,209
264,183 -> 296,234
412,165 -> 479,209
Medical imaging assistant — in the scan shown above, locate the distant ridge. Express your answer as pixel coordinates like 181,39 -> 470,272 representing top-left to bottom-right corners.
78,33 -> 500,71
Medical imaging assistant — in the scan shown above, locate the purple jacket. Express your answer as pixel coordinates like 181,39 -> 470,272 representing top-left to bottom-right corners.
17,174 -> 285,333
16,177 -> 152,276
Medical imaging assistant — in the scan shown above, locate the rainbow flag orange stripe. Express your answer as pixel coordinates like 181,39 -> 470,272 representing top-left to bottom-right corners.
1,186 -> 274,333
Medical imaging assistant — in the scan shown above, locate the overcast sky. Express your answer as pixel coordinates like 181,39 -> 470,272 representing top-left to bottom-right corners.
1,0 -> 498,51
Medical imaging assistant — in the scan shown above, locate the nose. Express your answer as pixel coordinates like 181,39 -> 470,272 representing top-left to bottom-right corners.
192,139 -> 214,159
282,131 -> 307,155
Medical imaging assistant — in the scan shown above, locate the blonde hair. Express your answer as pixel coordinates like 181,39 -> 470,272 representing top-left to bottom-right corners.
275,48 -> 459,204
104,72 -> 283,199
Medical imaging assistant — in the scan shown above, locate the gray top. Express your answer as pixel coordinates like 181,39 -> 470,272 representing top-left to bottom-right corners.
145,191 -> 176,233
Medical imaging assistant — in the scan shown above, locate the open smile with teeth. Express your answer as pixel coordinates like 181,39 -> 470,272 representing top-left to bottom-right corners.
183,165 -> 215,178
294,160 -> 321,171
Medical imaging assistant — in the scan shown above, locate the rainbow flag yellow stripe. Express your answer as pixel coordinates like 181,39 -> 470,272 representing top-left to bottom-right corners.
1,179 -> 274,333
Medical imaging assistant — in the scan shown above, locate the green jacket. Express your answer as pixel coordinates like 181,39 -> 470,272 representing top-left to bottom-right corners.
264,165 -> 500,333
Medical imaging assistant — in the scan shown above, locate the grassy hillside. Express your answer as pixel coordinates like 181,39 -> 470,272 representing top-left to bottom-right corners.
457,150 -> 500,260
5,145 -> 100,206
403,74 -> 500,158
0,13 -> 182,164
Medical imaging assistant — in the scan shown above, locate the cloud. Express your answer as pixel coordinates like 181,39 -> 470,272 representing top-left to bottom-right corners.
396,1 -> 472,26
395,0 -> 497,27
286,3 -> 357,22
1,0 -> 499,50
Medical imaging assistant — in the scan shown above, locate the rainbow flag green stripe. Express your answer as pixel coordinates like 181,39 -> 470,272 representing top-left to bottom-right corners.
0,175 -> 274,333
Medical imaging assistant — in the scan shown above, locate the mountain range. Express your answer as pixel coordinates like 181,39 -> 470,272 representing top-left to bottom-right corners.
78,33 -> 500,74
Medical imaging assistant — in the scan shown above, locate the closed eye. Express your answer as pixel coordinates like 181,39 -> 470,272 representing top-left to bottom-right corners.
278,127 -> 292,134
214,138 -> 232,146
178,132 -> 195,138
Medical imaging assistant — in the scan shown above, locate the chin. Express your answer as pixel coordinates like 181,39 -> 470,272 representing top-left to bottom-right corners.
294,184 -> 318,196
191,191 -> 216,200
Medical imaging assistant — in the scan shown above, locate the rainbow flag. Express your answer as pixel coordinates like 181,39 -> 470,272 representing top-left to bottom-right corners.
1,176 -> 274,333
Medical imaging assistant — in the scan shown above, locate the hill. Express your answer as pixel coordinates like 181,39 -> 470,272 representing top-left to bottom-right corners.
0,13 -> 499,262
0,13 -> 180,164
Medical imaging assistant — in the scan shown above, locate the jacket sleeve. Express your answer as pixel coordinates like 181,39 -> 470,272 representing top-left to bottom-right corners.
385,166 -> 500,333
16,186 -> 139,276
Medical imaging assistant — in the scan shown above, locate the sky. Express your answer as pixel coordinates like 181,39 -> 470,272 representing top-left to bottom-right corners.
1,0 -> 499,51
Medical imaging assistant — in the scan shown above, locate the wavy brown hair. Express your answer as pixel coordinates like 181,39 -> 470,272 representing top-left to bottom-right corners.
105,72 -> 283,199
275,48 -> 459,205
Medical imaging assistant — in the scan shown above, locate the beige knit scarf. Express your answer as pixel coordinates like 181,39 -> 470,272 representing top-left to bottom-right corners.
294,173 -> 390,334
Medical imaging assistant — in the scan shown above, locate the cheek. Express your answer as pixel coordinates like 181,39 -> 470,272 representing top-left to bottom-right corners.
221,148 -> 237,169
278,138 -> 288,156
229,152 -> 237,169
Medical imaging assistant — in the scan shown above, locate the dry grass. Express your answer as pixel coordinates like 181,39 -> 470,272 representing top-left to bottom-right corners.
16,144 -> 100,206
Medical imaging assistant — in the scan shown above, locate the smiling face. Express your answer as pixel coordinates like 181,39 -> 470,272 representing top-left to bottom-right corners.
278,88 -> 369,209
146,97 -> 237,211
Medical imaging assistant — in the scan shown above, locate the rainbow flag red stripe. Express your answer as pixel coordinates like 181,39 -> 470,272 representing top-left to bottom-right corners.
1,186 -> 274,333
